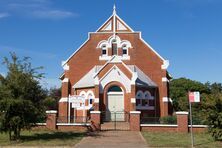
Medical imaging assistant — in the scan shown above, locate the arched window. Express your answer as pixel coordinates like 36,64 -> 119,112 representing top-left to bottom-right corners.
136,90 -> 143,106
87,91 -> 95,105
79,91 -> 86,98
79,91 -> 86,106
112,39 -> 117,55
122,44 -> 128,56
102,45 -> 107,56
108,85 -> 122,92
144,91 -> 151,99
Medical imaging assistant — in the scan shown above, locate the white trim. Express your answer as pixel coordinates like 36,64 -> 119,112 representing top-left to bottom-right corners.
99,55 -> 111,60
63,63 -> 69,70
115,14 -> 134,32
59,97 -> 68,102
107,92 -> 124,95
94,98 -> 99,103
162,97 -> 169,102
139,33 -> 165,61
90,111 -> 101,114
130,111 -> 141,114
162,77 -> 169,82
136,90 -> 143,99
79,91 -> 87,98
59,73 -> 65,79
96,14 -> 114,32
46,110 -> 57,114
62,78 -> 69,83
99,65 -> 131,93
131,98 -> 136,103
94,76 -> 99,85
95,11 -> 134,32
76,106 -> 92,110
161,60 -> 170,69
86,90 -> 95,99
36,123 -> 46,126
141,124 -> 178,127
188,125 -> 208,128
176,111 -> 189,115
56,123 -> 90,126
90,32 -> 140,34
62,33 -> 90,66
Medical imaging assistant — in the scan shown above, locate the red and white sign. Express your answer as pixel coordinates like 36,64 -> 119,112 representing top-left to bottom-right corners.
189,92 -> 200,102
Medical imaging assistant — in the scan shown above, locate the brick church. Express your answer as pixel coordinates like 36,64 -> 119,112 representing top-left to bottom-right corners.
59,6 -> 172,123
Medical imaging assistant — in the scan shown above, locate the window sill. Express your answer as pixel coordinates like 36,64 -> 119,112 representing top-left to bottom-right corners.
99,56 -> 112,60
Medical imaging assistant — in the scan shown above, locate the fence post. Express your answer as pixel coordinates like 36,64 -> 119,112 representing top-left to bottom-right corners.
90,111 -> 101,131
46,110 -> 57,130
176,111 -> 189,133
130,111 -> 141,131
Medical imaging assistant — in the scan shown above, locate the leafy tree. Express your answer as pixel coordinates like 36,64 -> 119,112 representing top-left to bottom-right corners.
169,77 -> 209,111
43,87 -> 61,110
202,86 -> 222,140
0,52 -> 47,140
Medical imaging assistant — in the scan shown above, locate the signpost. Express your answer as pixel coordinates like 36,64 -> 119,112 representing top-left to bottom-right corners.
68,95 -> 85,123
188,91 -> 200,148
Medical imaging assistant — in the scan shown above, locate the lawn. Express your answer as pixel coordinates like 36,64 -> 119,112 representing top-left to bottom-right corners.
142,131 -> 221,147
0,129 -> 86,146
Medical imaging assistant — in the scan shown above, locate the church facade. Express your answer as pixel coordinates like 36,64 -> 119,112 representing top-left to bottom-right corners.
59,7 -> 172,123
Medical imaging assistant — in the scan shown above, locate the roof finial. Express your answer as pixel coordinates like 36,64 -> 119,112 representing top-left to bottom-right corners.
113,4 -> 116,15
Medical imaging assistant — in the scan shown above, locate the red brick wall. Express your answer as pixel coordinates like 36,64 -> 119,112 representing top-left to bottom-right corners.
62,32 -> 168,116
141,126 -> 177,132
57,125 -> 89,132
130,112 -> 141,131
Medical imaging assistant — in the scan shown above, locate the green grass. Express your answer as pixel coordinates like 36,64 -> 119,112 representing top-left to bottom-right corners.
142,131 -> 221,147
0,129 -> 86,146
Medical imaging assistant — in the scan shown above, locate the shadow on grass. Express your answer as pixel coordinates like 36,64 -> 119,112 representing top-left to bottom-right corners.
20,131 -> 86,142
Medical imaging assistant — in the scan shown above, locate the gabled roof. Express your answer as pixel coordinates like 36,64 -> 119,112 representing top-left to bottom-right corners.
62,5 -> 168,67
73,66 -> 102,88
73,64 -> 157,89
128,65 -> 157,87
96,9 -> 134,32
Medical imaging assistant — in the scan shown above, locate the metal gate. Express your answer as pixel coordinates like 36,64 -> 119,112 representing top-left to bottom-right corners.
101,111 -> 130,131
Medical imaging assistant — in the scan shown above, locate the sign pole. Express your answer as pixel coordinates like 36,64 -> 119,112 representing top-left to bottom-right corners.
189,97 -> 194,148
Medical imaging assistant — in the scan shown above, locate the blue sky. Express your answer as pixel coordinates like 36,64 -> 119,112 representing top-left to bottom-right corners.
0,0 -> 222,89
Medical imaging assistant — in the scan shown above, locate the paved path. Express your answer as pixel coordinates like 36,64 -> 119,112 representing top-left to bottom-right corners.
74,131 -> 148,148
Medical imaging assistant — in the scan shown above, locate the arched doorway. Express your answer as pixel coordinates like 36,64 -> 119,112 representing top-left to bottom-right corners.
106,85 -> 124,121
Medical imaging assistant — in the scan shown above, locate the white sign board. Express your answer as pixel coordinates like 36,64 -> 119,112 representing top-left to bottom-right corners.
189,91 -> 200,102
69,95 -> 85,108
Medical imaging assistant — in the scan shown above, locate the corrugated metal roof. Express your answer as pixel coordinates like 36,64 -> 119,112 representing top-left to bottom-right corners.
73,66 -> 102,88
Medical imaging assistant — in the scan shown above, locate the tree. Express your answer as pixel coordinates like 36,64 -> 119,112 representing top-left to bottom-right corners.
169,77 -> 209,111
0,52 -> 47,140
43,87 -> 61,110
202,84 -> 222,140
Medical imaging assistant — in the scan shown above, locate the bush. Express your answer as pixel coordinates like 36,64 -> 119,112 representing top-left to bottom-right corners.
160,116 -> 177,124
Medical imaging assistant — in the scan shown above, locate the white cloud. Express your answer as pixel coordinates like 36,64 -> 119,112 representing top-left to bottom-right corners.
0,0 -> 77,20
0,13 -> 10,18
32,10 -> 78,20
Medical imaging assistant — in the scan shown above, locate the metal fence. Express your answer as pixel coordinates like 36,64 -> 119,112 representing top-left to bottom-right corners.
141,116 -> 177,124
56,116 -> 90,123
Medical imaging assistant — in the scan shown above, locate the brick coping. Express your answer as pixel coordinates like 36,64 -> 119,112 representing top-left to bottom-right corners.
141,124 -> 178,127
56,123 -> 90,126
